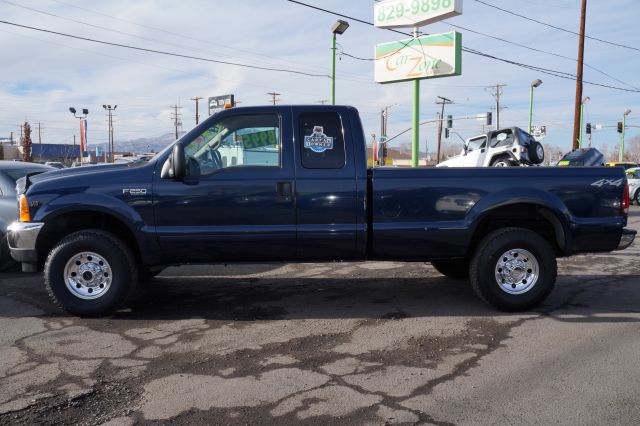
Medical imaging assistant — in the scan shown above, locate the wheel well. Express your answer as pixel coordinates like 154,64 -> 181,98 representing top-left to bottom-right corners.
36,211 -> 141,268
489,154 -> 514,165
470,204 -> 566,256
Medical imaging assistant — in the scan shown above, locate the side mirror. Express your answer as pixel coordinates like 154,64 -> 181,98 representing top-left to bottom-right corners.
160,144 -> 186,179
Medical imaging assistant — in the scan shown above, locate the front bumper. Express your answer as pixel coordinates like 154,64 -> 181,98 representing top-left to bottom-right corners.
617,229 -> 636,251
8,221 -> 44,263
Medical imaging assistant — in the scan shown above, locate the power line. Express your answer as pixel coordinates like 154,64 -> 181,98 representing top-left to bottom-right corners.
285,0 -> 640,93
472,0 -> 640,53
0,20 -> 330,79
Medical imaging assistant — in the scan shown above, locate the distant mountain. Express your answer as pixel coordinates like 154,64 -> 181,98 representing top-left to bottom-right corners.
93,132 -> 184,154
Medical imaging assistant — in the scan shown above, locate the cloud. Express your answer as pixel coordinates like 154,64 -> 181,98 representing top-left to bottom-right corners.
0,0 -> 638,154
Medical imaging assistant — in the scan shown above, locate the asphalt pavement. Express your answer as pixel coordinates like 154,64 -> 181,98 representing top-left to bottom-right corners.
1,207 -> 638,425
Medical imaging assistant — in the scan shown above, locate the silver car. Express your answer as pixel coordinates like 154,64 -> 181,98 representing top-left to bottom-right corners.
0,161 -> 53,270
627,168 -> 640,205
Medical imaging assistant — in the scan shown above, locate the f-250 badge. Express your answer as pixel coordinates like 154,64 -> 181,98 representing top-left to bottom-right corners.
304,126 -> 334,153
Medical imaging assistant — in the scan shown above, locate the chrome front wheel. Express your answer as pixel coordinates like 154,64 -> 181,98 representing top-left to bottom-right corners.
64,252 -> 113,300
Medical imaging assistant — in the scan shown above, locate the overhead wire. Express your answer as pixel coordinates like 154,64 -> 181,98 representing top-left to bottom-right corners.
472,0 -> 640,53
287,0 -> 640,93
0,20 -> 331,79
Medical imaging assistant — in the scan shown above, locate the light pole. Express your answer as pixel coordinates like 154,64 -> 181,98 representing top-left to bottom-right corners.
69,107 -> 88,166
528,79 -> 542,134
331,20 -> 349,105
102,105 -> 117,163
579,96 -> 590,148
621,109 -> 632,161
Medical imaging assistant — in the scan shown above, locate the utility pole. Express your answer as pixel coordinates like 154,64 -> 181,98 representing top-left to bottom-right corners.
170,105 -> 182,140
572,0 -> 588,150
267,92 -> 281,105
10,131 -> 14,145
37,122 -> 42,162
103,105 -> 117,163
191,96 -> 203,124
487,84 -> 506,130
435,96 -> 454,164
317,99 -> 329,105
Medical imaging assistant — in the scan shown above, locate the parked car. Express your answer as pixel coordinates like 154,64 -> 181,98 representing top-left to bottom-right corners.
606,162 -> 639,170
557,148 -> 605,167
437,127 -> 545,168
0,161 -> 53,270
8,106 -> 635,316
627,168 -> 640,205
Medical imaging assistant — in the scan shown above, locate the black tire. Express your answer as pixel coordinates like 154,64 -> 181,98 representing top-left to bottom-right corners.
470,227 -> 557,312
634,189 -> 640,206
44,230 -> 137,317
431,260 -> 470,281
0,234 -> 17,272
528,141 -> 545,164
490,156 -> 515,167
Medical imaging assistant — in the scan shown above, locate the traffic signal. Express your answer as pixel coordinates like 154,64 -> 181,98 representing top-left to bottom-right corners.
446,115 -> 453,129
586,123 -> 591,134
617,122 -> 623,133
445,128 -> 450,139
486,112 -> 492,126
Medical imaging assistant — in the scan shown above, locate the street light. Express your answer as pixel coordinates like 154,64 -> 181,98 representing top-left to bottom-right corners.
579,96 -> 590,148
103,105 -> 118,163
528,79 -> 543,134
621,109 -> 632,161
331,20 -> 349,105
69,106 -> 88,166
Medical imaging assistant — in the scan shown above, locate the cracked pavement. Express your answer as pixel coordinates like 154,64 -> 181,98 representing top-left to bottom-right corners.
0,208 -> 638,425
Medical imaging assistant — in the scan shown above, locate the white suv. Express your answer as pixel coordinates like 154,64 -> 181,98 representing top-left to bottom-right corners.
438,127 -> 545,168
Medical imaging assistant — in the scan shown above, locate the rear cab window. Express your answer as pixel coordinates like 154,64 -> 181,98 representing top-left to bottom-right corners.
298,112 -> 346,169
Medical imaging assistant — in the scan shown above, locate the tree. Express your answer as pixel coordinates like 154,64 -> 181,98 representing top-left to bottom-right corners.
21,122 -> 32,162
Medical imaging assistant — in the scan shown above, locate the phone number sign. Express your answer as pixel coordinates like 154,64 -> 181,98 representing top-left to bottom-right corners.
374,0 -> 463,29
375,32 -> 461,84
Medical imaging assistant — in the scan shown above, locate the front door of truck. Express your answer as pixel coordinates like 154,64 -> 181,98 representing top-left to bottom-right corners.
293,110 -> 358,260
462,136 -> 488,167
153,109 -> 296,262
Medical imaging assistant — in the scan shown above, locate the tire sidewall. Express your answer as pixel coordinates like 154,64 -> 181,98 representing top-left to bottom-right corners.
528,141 -> 545,164
491,157 -> 513,167
474,230 -> 556,311
45,232 -> 135,316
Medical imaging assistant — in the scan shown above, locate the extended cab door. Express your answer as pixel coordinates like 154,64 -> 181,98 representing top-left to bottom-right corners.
293,109 -> 359,260
153,108 -> 296,262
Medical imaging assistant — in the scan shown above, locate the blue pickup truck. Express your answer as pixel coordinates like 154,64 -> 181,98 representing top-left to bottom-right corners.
8,106 -> 636,316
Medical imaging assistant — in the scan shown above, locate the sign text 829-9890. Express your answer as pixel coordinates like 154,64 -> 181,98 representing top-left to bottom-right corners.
377,0 -> 453,24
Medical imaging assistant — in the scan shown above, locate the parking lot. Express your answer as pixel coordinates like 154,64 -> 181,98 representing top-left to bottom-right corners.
0,207 -> 638,425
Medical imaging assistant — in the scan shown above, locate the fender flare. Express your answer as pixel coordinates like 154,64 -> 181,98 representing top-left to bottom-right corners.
465,188 -> 572,253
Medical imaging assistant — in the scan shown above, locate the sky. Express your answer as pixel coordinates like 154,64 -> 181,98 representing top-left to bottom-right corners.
0,0 -> 639,156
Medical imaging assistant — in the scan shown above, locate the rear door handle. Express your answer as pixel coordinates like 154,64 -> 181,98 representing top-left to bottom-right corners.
276,182 -> 292,203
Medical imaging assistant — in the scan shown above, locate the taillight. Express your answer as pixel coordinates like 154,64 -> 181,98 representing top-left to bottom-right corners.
621,183 -> 630,216
19,195 -> 31,222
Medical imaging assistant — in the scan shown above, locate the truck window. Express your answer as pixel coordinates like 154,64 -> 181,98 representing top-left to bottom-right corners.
298,112 -> 346,169
184,114 -> 280,176
467,136 -> 487,152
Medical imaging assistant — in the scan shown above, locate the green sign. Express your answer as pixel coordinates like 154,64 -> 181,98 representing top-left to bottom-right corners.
241,130 -> 277,150
375,32 -> 462,84
374,0 -> 463,29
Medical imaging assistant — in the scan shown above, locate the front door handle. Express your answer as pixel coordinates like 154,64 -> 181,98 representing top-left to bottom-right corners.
276,182 -> 292,203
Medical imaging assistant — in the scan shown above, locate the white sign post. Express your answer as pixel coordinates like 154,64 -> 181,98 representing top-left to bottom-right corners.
374,0 -> 463,29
